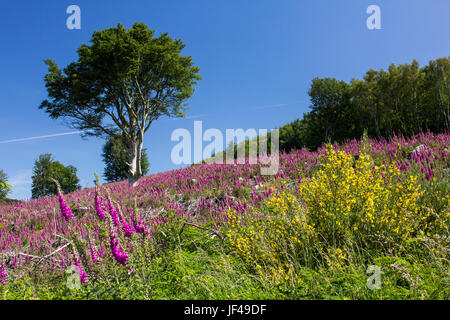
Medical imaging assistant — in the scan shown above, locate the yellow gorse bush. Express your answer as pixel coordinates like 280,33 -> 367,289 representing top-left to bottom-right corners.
299,144 -> 436,246
226,191 -> 312,285
225,142 -> 449,285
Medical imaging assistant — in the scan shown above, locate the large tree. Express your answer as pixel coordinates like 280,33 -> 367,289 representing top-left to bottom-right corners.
103,134 -> 150,183
40,23 -> 201,185
31,154 -> 81,198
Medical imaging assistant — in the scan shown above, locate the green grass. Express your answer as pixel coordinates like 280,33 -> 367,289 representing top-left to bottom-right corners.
2,223 -> 449,300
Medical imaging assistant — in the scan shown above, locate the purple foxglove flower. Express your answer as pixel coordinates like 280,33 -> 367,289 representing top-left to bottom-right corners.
109,233 -> 129,266
94,193 -> 107,221
58,192 -> 73,222
74,256 -> 88,284
107,200 -> 121,228
122,222 -> 136,238
132,214 -> 149,237
89,243 -> 99,264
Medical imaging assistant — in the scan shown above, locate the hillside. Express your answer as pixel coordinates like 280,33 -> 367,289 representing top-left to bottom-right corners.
0,132 -> 449,299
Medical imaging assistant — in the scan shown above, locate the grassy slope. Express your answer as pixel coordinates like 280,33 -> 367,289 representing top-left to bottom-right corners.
0,132 -> 449,300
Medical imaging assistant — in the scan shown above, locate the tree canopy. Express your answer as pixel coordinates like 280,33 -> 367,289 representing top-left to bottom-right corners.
31,154 -> 81,198
39,22 -> 201,184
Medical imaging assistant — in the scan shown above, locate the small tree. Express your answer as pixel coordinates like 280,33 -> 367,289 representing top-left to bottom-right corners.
39,22 -> 201,185
0,169 -> 11,199
31,154 -> 81,198
102,134 -> 149,183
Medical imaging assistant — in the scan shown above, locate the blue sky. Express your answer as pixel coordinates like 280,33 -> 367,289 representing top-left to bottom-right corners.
0,0 -> 449,200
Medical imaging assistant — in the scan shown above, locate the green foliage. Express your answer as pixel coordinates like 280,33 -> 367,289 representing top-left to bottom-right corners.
39,22 -> 201,182
308,78 -> 353,146
0,169 -> 11,199
102,134 -> 149,183
296,57 -> 450,150
279,119 -> 307,152
31,154 -> 81,198
222,57 -> 450,155
223,143 -> 449,299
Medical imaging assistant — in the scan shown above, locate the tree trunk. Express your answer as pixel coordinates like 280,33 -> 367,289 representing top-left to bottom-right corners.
127,138 -> 143,187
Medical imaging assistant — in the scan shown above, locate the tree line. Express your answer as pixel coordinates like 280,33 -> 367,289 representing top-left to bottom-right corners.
224,56 -> 449,157
280,57 -> 449,152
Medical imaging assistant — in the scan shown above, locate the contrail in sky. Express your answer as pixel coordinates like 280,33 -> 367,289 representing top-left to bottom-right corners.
0,100 -> 302,144
0,131 -> 85,144
167,100 -> 304,119
252,100 -> 303,110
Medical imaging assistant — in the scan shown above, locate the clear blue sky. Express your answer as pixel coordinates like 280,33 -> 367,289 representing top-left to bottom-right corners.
1,0 -> 449,200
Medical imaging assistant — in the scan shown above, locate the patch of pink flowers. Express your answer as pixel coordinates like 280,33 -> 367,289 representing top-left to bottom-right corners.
107,200 -> 121,228
74,255 -> 88,284
89,242 -> 99,264
132,214 -> 149,237
117,210 -> 135,238
109,232 -> 129,266
0,131 -> 447,284
94,192 -> 107,221
58,192 -> 73,222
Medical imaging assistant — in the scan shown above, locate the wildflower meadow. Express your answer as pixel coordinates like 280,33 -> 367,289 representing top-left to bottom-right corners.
0,132 -> 448,299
